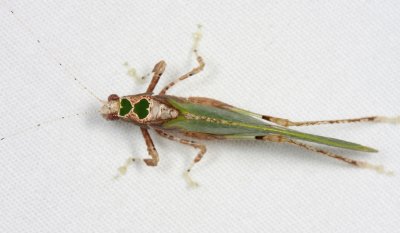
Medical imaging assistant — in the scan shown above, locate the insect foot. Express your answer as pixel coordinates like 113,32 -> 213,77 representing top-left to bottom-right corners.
143,158 -> 158,166
356,161 -> 395,176
376,116 -> 400,124
114,157 -> 138,180
184,168 -> 199,188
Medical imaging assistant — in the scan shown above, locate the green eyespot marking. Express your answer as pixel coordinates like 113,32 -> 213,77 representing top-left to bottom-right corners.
134,99 -> 150,119
119,98 -> 133,116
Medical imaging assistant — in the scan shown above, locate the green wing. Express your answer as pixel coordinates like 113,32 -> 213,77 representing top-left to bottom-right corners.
163,97 -> 378,153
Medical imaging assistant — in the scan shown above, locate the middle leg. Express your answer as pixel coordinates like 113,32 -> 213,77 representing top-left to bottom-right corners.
155,129 -> 207,187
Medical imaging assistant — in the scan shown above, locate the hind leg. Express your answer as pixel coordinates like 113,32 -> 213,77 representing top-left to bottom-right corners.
260,115 -> 400,127
230,108 -> 399,127
224,134 -> 392,175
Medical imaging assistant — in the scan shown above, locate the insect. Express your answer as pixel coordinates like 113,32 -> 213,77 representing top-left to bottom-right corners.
100,26 -> 399,186
4,15 -> 399,187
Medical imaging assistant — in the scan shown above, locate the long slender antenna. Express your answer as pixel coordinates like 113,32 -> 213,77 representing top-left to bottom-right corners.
1,111 -> 98,142
10,10 -> 104,103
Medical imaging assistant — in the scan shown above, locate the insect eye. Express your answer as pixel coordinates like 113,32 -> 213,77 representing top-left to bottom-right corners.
105,114 -> 119,121
108,94 -> 120,101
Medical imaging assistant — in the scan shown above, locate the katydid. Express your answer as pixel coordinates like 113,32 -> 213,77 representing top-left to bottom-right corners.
100,26 -> 398,186
5,15 -> 399,186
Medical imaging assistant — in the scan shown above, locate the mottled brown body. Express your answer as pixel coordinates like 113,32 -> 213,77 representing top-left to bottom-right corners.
121,95 -> 179,125
100,42 -> 208,185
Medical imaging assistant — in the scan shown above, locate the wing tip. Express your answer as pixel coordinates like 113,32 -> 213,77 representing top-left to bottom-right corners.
360,146 -> 379,153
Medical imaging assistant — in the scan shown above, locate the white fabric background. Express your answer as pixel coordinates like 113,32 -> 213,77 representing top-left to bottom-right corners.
1,1 -> 400,233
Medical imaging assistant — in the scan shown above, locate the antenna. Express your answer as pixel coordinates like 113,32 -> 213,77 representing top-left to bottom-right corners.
1,111 -> 98,142
10,10 -> 104,103
2,11 -> 106,142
